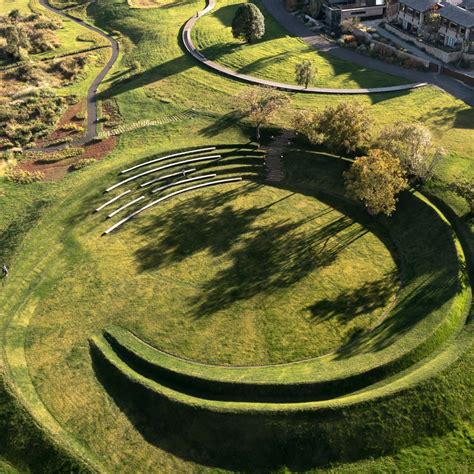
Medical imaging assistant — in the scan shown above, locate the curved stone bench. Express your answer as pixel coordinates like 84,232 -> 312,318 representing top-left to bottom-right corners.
121,147 -> 216,174
151,173 -> 217,194
182,0 -> 428,95
103,177 -> 242,234
95,190 -> 131,212
105,155 -> 222,192
141,168 -> 197,188
107,195 -> 145,219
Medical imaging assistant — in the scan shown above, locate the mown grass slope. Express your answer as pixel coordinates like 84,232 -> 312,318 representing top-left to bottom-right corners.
0,0 -> 473,471
193,0 -> 409,88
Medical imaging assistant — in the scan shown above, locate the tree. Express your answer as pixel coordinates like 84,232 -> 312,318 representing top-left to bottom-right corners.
4,25 -> 31,60
232,3 -> 265,43
235,87 -> 290,141
293,102 -> 372,154
423,10 -> 441,41
452,177 -> 474,216
344,149 -> 408,216
375,122 -> 444,184
7,9 -> 21,22
295,60 -> 316,89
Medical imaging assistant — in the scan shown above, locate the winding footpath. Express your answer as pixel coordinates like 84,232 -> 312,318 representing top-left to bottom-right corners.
38,0 -> 119,144
182,0 -> 427,95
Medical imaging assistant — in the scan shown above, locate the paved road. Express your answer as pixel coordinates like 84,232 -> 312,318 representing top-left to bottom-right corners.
183,0 -> 427,95
260,0 -> 474,105
38,0 -> 120,144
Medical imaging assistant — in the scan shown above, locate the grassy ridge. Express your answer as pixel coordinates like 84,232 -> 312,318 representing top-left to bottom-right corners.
90,326 -> 473,470
0,0 -> 472,470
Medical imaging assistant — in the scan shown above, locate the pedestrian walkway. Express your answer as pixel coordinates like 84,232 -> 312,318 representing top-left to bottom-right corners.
260,0 -> 473,105
182,0 -> 427,95
263,130 -> 295,183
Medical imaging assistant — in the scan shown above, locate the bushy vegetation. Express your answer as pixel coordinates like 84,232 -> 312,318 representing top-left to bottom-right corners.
36,147 -> 84,162
293,102 -> 372,154
344,148 -> 408,215
0,9 -> 61,62
6,168 -> 44,183
72,158 -> 95,170
231,3 -> 265,43
0,87 -> 65,147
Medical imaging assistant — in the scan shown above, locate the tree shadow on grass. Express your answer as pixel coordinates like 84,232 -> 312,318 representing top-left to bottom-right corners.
133,180 -> 370,318
190,214 -> 367,318
199,111 -> 245,138
307,271 -> 399,325
96,54 -> 193,100
419,104 -> 474,129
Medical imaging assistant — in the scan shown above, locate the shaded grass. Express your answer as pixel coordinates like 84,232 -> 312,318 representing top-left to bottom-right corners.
0,0 -> 472,471
192,0 -> 408,89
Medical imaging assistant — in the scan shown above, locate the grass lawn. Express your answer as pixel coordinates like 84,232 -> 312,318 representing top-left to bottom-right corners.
192,0 -> 409,88
0,0 -> 473,471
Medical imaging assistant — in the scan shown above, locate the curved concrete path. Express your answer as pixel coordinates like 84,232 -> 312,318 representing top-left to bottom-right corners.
38,0 -> 120,144
182,0 -> 427,95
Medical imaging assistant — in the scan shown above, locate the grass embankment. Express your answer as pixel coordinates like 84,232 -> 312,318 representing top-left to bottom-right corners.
192,0 -> 409,88
85,150 -> 470,470
0,0 -> 472,471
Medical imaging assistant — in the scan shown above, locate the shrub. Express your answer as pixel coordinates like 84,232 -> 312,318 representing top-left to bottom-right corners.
6,168 -> 43,183
72,158 -> 95,170
38,147 -> 84,162
46,136 -> 73,147
61,123 -> 84,133
232,3 -> 265,43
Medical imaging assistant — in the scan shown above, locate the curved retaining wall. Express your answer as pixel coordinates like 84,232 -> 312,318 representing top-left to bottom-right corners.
182,0 -> 428,95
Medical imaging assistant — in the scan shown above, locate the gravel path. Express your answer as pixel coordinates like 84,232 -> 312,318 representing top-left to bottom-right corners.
263,130 -> 294,183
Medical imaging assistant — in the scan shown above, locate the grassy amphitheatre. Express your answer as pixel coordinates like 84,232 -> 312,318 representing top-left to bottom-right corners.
1,0 -> 474,472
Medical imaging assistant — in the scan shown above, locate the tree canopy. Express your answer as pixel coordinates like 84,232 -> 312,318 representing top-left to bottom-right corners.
344,149 -> 408,216
295,60 -> 316,89
232,3 -> 265,43
235,87 -> 290,141
293,102 -> 372,154
376,122 -> 444,183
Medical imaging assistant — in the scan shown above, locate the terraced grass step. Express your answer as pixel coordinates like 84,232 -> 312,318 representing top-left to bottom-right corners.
90,324 -> 473,472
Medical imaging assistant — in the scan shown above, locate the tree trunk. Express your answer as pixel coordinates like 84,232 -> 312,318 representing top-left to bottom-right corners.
256,124 -> 261,141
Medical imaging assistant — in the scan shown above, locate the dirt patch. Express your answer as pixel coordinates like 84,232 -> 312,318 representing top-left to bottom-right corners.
101,98 -> 122,130
19,136 -> 116,181
35,100 -> 86,148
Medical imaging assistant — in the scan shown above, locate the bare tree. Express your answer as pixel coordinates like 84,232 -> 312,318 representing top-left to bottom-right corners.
235,87 -> 291,141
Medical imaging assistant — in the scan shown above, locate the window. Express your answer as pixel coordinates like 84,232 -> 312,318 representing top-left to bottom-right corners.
445,35 -> 456,47
352,10 -> 366,14
460,27 -> 465,35
407,7 -> 413,14
400,3 -> 405,11
449,22 -> 457,29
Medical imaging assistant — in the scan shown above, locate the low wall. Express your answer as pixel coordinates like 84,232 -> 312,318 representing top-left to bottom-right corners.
441,66 -> 474,86
384,23 -> 461,63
